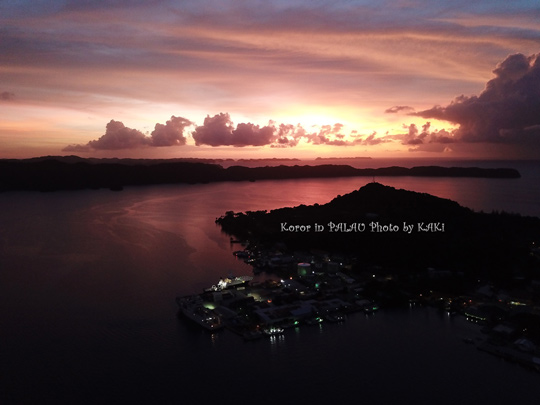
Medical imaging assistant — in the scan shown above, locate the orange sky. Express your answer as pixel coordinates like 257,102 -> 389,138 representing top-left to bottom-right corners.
1,1 -> 539,159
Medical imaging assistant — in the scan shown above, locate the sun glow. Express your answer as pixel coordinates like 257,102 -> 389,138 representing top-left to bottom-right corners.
291,113 -> 345,129
275,104 -> 357,129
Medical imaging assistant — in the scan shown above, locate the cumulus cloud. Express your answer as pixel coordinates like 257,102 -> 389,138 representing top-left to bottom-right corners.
191,116 -> 387,148
233,122 -> 276,146
68,113 -> 380,152
64,120 -> 148,152
415,53 -> 540,147
63,111 -> 470,153
402,123 -> 428,145
273,123 -> 307,147
63,116 -> 192,151
359,132 -> 389,146
150,115 -> 192,146
299,123 -> 358,146
399,122 -> 456,146
87,120 -> 150,150
191,113 -> 234,146
191,113 -> 277,147
385,105 -> 414,114
1,91 -> 15,101
302,124 -> 340,145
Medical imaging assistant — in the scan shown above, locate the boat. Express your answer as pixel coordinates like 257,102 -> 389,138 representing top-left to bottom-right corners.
262,326 -> 284,336
205,275 -> 253,292
176,296 -> 223,331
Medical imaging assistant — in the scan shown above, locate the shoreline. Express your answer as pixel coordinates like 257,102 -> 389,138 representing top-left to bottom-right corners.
0,156 -> 521,192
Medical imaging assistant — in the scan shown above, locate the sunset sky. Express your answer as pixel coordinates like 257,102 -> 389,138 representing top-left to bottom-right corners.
1,0 -> 539,159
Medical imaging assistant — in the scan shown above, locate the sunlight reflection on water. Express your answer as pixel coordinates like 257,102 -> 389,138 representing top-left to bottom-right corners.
1,161 -> 540,403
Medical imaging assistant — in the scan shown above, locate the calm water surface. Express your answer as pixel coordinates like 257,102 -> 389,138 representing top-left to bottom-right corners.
0,159 -> 539,404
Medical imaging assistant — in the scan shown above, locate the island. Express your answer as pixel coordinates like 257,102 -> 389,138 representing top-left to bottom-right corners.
216,182 -> 539,281
0,156 -> 521,192
177,183 -> 540,371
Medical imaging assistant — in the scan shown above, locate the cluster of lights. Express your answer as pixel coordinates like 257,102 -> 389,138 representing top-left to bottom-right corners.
465,313 -> 487,323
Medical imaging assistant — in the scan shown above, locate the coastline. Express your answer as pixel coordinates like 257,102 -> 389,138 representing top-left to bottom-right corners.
0,156 -> 521,192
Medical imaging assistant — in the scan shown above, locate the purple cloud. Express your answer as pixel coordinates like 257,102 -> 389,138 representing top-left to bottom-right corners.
64,116 -> 192,151
87,120 -> 150,150
191,113 -> 277,147
398,122 -> 456,147
150,116 -> 192,146
415,53 -> 540,147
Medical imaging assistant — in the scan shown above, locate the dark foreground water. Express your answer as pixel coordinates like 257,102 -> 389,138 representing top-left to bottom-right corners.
1,159 -> 539,404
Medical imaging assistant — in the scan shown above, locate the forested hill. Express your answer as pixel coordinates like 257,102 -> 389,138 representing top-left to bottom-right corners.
0,156 -> 521,191
216,183 -> 540,282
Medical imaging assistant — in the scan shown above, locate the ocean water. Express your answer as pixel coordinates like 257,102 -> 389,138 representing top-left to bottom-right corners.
0,159 -> 539,404
222,158 -> 540,217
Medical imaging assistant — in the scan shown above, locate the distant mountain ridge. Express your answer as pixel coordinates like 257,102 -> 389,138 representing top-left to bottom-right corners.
0,156 -> 521,192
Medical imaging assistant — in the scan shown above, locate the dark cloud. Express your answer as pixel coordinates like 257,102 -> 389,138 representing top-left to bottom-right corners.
1,91 -> 15,101
150,116 -> 192,146
401,123 -> 429,145
428,128 -> 455,144
400,122 -> 456,146
415,53 -> 540,147
407,143 -> 455,154
385,105 -> 414,114
191,113 -> 276,147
